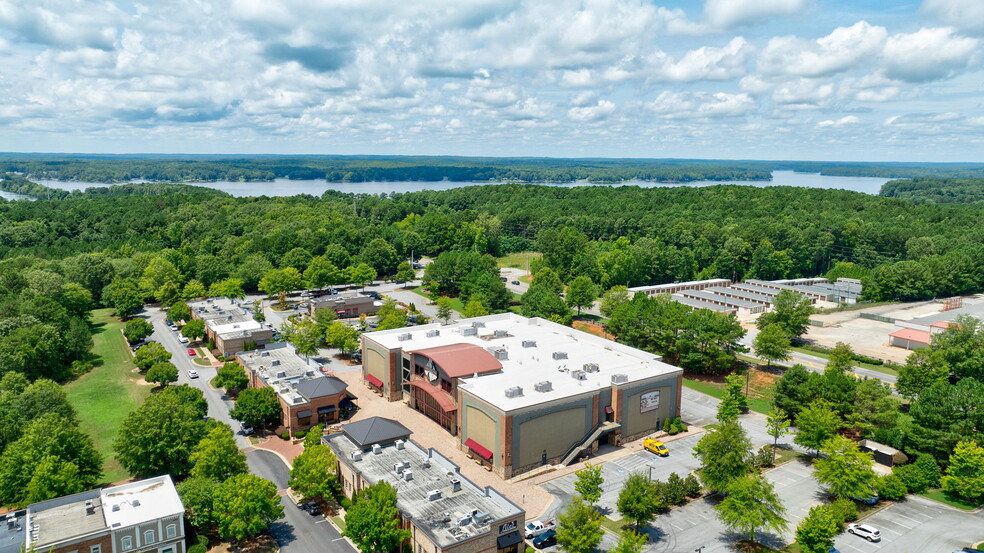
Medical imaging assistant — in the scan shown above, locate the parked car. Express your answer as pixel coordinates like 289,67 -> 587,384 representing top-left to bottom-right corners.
532,530 -> 557,549
241,423 -> 254,435
178,335 -> 190,343
850,495 -> 879,505
187,369 -> 199,379
169,324 -> 179,331
187,348 -> 197,357
524,520 -> 557,539
847,524 -> 881,542
300,501 -> 321,516
643,439 -> 669,456
164,319 -> 172,325
511,280 -> 521,285
129,341 -> 146,352
500,276 -> 508,281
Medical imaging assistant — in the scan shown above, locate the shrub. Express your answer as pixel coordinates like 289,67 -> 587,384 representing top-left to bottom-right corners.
340,496 -> 353,509
753,446 -> 775,469
280,431 -> 291,440
875,474 -> 908,501
665,417 -> 687,435
663,473 -> 688,505
70,360 -> 94,377
684,474 -> 703,498
207,339 -> 216,350
662,418 -> 671,433
294,430 -> 307,440
832,498 -> 858,524
188,544 -> 206,553
893,455 -> 941,494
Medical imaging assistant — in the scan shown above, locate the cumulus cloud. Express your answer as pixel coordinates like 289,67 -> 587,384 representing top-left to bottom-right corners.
817,115 -> 860,127
882,27 -> 978,82
759,21 -> 887,77
703,0 -> 807,29
567,100 -> 616,122
647,91 -> 754,118
923,0 -> 984,35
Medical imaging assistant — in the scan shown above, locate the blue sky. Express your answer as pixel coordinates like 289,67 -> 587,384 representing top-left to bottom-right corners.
0,0 -> 981,161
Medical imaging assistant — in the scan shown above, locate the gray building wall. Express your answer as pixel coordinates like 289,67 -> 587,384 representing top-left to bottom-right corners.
618,376 -> 679,440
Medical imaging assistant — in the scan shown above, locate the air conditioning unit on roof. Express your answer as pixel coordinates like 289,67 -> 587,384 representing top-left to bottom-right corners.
552,351 -> 568,360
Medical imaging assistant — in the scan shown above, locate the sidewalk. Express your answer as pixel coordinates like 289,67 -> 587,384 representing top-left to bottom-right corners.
249,434 -> 305,467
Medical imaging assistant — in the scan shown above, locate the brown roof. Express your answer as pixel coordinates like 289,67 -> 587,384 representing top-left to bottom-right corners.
409,343 -> 503,379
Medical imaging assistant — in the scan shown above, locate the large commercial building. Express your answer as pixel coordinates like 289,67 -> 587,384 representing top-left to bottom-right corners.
362,313 -> 683,478
888,297 -> 984,350
237,343 -> 355,434
308,292 -> 380,319
187,297 -> 272,356
8,476 -> 185,553
326,417 -> 526,553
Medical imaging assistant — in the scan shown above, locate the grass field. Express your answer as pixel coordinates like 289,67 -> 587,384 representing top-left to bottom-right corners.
496,251 -> 541,269
788,346 -> 899,376
409,287 -> 464,313
64,309 -> 151,484
921,489 -> 982,511
682,368 -> 777,414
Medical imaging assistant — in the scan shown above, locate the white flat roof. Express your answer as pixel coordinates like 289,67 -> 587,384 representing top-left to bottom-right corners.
101,476 -> 183,529
366,313 -> 681,412
628,278 -> 731,293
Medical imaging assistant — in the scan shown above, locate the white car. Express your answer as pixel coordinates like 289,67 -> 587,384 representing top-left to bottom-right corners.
847,523 -> 881,542
187,369 -> 199,379
169,324 -> 178,331
178,335 -> 189,343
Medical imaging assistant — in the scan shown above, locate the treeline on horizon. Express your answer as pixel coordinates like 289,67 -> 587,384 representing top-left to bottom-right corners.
3,153 -> 984,184
1,178 -> 982,306
880,177 -> 984,204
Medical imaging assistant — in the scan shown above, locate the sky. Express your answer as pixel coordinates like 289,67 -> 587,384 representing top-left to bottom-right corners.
0,0 -> 982,161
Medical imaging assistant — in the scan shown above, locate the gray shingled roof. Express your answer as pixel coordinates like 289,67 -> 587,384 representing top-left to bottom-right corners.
295,376 -> 348,399
341,417 -> 412,449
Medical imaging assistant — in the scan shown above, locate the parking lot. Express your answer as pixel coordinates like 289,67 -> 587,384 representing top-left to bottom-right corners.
833,495 -> 984,553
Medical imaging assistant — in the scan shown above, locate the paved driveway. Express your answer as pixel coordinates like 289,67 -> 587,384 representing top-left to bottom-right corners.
833,495 -> 984,553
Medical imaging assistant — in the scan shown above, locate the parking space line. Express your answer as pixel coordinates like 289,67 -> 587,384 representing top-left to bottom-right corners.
877,518 -> 912,531
889,512 -> 921,526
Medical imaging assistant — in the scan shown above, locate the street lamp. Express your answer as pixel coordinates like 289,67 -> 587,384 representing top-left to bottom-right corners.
695,547 -> 705,553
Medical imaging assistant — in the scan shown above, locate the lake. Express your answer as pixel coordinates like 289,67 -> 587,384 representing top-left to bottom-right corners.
0,190 -> 32,201
33,170 -> 891,198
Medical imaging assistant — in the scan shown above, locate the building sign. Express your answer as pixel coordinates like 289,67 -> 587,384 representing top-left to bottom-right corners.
499,521 -> 517,533
640,390 -> 661,413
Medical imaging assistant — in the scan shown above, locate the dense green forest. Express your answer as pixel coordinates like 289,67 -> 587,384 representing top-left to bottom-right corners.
880,177 -> 984,204
3,154 -> 984,184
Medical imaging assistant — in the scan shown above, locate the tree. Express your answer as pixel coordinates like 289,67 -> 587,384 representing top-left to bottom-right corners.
566,275 -> 598,316
599,285 -> 631,318
281,247 -> 314,272
156,282 -> 182,307
773,364 -> 813,418
215,361 -> 249,392
182,279 -> 207,300
343,481 -> 411,553
520,284 -> 571,324
795,504 -> 841,553
531,267 -> 564,294
177,476 -> 219,530
258,267 -> 304,298
326,321 -> 360,350
941,440 -> 984,501
102,279 -> 144,318
906,377 -> 984,462
616,472 -> 662,530
374,300 -> 408,331
289,444 -> 339,501
114,387 -> 208,478
346,263 -> 377,289
361,239 -> 399,276
230,387 -> 282,429
181,319 -> 206,342
814,435 -> 878,499
757,407 -> 789,460
304,424 -> 325,448
573,463 -> 604,505
435,296 -> 455,323
304,256 -> 343,289
753,324 -> 791,368
123,318 -> 154,343
676,309 -> 747,374
610,529 -> 648,553
847,378 -> 898,436
58,282 -> 94,318
794,400 -> 842,453
757,289 -> 813,338
213,473 -> 284,541
146,362 -> 179,387
555,496 -> 603,553
694,419 -> 754,493
875,474 -> 908,500
208,278 -> 246,300
461,299 -> 489,318
133,342 -> 173,371
14,378 -> 78,424
716,373 -> 748,421
893,454 -> 940,494
0,414 -> 102,506
394,261 -> 416,285
191,426 -> 247,481
140,257 -> 183,298
280,317 -> 321,360
168,301 -> 191,323
715,475 -> 787,543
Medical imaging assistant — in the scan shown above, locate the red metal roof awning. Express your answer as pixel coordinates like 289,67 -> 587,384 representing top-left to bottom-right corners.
405,379 -> 457,412
465,438 -> 493,460
365,374 -> 384,388
604,406 -> 614,414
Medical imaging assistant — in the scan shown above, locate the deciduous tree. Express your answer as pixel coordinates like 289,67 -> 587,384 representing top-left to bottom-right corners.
123,318 -> 154,343
694,419 -> 754,493
716,373 -> 748,421
114,386 -> 208,478
133,342 -> 173,370
756,289 -> 813,338
795,504 -> 841,553
566,275 -> 598,316
435,296 -> 455,323
941,440 -> 984,501
753,324 -> 790,368
794,400 -> 842,453
191,426 -> 247,481
715,475 -> 787,543
461,299 -> 489,318
280,317 -> 321,360
213,473 -> 284,541
215,361 -> 248,392
766,408 -> 792,464
814,435 -> 877,500
343,481 -> 410,553
616,472 -> 662,530
555,496 -> 603,553
145,362 -> 178,387
289,444 -> 339,501
177,476 -> 218,530
573,463 -> 604,505
230,387 -> 282,429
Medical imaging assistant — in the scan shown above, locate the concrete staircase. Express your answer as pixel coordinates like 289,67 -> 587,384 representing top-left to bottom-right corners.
559,421 -> 621,466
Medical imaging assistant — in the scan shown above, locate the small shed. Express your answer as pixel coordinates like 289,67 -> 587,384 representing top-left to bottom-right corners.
858,439 -> 908,467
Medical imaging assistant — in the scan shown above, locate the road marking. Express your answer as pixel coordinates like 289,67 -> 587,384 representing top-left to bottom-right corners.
890,512 -> 922,526
332,538 -> 346,542
315,519 -> 329,524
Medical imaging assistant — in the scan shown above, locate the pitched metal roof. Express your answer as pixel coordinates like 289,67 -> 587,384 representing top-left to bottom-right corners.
409,343 -> 503,379
341,417 -> 412,449
295,375 -> 348,399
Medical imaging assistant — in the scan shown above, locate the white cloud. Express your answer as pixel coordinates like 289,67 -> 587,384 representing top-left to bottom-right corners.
646,91 -> 754,118
773,79 -> 835,107
703,0 -> 807,29
923,0 -> 984,35
660,37 -> 750,82
817,115 -> 860,127
758,21 -> 887,77
567,100 -> 616,122
882,27 -> 978,82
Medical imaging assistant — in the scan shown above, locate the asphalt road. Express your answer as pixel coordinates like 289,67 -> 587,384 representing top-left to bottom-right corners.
832,495 -> 984,553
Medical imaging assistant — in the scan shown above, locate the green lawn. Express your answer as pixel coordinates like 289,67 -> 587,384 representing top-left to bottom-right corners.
64,309 -> 151,484
921,489 -> 982,511
788,346 -> 899,377
409,287 -> 464,313
682,372 -> 774,415
496,251 -> 541,269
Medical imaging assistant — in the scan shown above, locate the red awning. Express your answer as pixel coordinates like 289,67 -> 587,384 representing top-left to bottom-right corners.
604,406 -> 614,414
405,379 -> 457,412
465,438 -> 493,460
366,374 -> 384,388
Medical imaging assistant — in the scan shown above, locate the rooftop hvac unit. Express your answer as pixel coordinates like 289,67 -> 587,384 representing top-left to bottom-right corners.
398,333 -> 412,341
583,363 -> 600,373
394,463 -> 405,474
403,470 -> 413,482
450,477 -> 461,492
522,340 -> 537,348
271,360 -> 281,367
395,439 -> 405,450
571,370 -> 587,381
611,373 -> 629,384
352,451 -> 362,461
111,504 -> 120,512
458,515 -> 471,526
534,381 -> 553,392
261,351 -> 270,357
275,370 -> 286,379
305,370 -> 315,377
279,387 -> 289,394
462,327 -> 478,336
427,490 -> 442,501
422,457 -> 431,468
486,347 -> 508,360
426,330 -> 440,337
227,316 -> 233,321
504,386 -> 523,398
493,329 -> 507,337
372,444 -> 382,455
552,351 -> 568,360
472,321 -> 485,328
293,395 -> 304,403
131,500 -> 140,507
